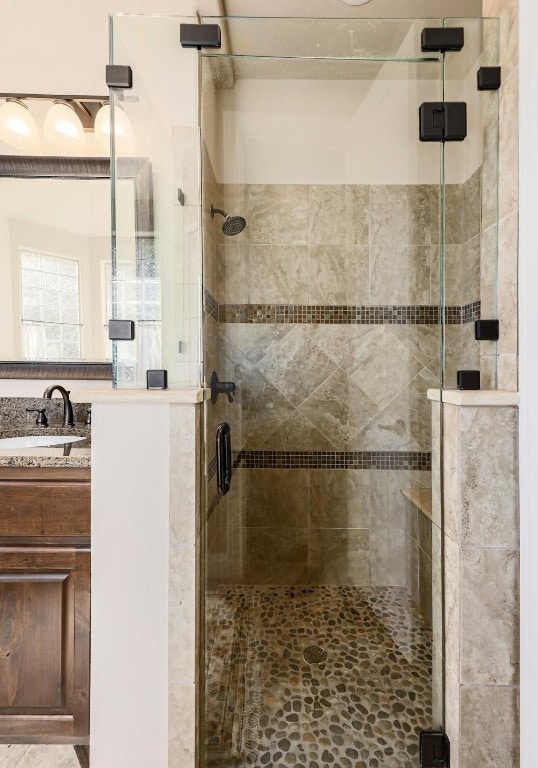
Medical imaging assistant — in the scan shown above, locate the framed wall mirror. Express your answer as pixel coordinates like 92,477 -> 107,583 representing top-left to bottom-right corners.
0,155 -> 152,379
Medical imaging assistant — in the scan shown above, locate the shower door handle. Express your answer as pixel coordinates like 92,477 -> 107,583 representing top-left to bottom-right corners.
216,422 -> 232,496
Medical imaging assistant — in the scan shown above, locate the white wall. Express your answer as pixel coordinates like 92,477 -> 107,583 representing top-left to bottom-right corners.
518,1 -> 537,765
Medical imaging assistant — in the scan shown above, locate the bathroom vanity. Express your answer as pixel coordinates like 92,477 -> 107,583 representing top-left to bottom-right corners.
0,429 -> 91,751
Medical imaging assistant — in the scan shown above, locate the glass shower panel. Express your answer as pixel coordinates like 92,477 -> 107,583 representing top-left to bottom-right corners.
110,14 -> 202,388
201,23 -> 445,766
442,18 -> 500,390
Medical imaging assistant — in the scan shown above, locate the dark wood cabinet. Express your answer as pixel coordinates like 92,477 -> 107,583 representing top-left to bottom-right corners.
0,467 -> 90,745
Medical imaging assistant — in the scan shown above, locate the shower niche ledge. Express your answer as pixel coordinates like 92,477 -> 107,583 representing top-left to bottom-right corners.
427,389 -> 520,406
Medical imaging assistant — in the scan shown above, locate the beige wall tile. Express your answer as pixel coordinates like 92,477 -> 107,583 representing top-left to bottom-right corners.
247,528 -> 309,584
431,400 -> 441,528
498,352 -> 518,390
384,367 -> 438,452
260,409 -> 335,450
480,224 -> 498,318
217,241 -> 249,304
249,469 -> 308,528
462,168 -> 481,243
445,670 -> 461,768
497,209 -> 519,356
299,368 -> 377,449
248,244 -> 309,303
418,545 -> 432,628
169,546 -> 196,617
369,245 -> 431,304
223,324 -> 290,366
247,184 -> 308,244
309,528 -> 370,586
444,534 -> 461,686
309,469 -> 370,529
309,184 -> 369,246
499,69 -> 519,220
370,185 -> 431,246
459,406 -> 518,548
169,684 -> 196,768
309,184 -> 346,245
347,326 -> 423,410
444,184 -> 464,245
444,243 -> 479,306
460,687 -> 519,768
370,528 -> 407,587
480,354 -> 497,389
169,613 -> 196,685
239,368 -> 295,448
460,548 -> 519,685
305,324 -> 372,369
256,325 -> 337,407
481,92 -> 500,233
309,245 -> 369,304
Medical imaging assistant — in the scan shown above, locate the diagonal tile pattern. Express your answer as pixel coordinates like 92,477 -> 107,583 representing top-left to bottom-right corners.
257,326 -> 337,408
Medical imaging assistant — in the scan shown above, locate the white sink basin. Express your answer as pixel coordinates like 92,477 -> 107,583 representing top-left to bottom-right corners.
0,435 -> 85,449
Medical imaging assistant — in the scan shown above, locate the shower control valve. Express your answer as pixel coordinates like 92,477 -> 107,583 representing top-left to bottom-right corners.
210,370 -> 236,405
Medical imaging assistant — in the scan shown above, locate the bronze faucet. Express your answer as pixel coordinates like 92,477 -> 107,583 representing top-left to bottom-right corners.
43,384 -> 74,427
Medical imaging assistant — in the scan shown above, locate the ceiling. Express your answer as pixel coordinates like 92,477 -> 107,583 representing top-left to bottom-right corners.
208,0 -> 483,19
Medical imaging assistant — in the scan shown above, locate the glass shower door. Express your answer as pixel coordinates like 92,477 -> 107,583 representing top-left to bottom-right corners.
200,17 -> 446,768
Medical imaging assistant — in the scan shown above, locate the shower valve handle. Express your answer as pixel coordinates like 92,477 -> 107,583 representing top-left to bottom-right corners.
210,370 -> 236,405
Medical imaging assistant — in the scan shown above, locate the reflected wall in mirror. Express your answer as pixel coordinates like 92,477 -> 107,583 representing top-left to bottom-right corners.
0,156 -> 152,379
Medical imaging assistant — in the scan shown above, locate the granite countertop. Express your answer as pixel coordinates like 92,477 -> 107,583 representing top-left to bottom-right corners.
0,425 -> 91,469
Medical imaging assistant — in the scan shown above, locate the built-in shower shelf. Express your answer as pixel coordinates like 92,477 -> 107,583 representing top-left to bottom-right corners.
402,487 -> 432,521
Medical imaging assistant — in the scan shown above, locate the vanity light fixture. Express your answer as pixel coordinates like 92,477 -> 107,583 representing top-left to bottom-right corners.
340,0 -> 373,4
43,100 -> 87,153
0,98 -> 40,152
0,94 -> 135,155
94,103 -> 136,154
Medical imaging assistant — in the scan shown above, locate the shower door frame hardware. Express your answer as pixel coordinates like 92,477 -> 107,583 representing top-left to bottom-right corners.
477,66 -> 502,90
216,422 -> 232,496
421,27 -> 464,52
177,187 -> 185,206
475,319 -> 500,341
108,319 -> 135,340
180,23 -> 221,49
105,64 -> 133,89
419,102 -> 467,142
419,731 -> 450,767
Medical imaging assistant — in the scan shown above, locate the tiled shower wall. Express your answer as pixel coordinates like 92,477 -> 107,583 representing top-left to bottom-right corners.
203,174 -> 484,593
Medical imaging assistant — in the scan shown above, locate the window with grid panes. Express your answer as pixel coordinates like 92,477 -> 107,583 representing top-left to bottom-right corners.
20,250 -> 81,360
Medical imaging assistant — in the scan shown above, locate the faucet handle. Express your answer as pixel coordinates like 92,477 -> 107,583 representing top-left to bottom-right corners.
26,408 -> 48,427
85,409 -> 91,427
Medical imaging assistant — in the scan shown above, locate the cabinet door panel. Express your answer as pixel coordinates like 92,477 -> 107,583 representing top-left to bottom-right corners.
0,574 -> 66,709
0,549 -> 89,743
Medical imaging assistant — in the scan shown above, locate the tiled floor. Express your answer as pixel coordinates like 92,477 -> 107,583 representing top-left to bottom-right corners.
0,745 -> 80,768
205,585 -> 432,768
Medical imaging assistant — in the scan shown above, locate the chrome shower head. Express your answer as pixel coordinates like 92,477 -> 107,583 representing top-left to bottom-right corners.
210,205 -> 246,237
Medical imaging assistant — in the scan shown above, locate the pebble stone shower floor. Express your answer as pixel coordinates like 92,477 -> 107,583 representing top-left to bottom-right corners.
205,585 -> 432,768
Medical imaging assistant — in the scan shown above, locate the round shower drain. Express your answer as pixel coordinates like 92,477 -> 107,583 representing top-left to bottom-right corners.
303,645 -> 328,665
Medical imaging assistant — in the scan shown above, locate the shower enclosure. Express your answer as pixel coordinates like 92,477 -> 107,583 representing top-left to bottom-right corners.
109,13 -> 499,768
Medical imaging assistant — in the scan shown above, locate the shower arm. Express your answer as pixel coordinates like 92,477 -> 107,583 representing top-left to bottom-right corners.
210,205 -> 227,219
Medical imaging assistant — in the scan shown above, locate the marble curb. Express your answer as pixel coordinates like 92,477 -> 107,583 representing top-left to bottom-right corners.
427,389 -> 519,406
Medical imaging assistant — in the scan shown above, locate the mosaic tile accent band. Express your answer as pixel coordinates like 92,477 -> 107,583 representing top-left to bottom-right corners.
225,451 -> 432,471
204,289 -> 219,322
205,290 -> 480,326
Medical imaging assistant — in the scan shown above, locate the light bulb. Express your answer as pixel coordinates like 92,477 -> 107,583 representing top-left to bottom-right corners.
0,99 -> 40,152
43,101 -> 86,154
94,103 -> 136,155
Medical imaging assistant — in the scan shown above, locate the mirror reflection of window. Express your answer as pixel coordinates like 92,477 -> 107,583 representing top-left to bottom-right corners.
20,249 -> 81,360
